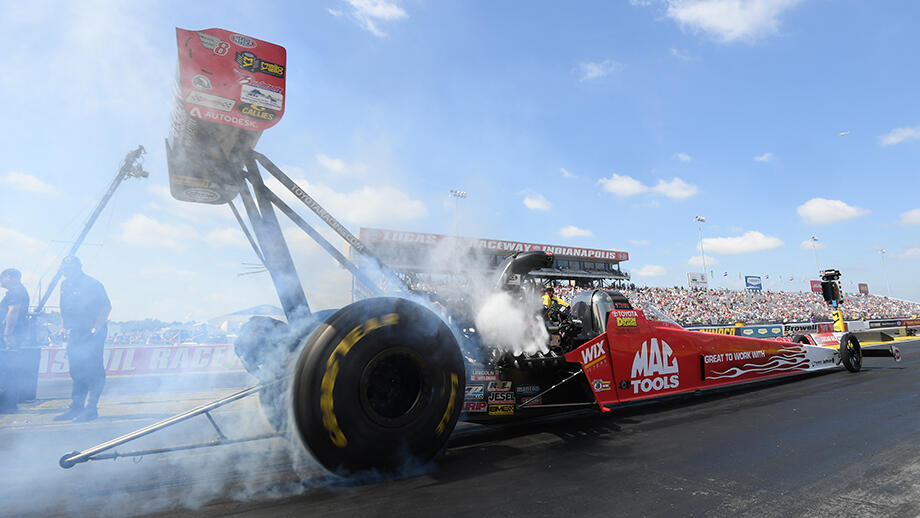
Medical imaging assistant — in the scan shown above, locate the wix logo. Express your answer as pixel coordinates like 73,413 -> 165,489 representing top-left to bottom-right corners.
580,340 -> 607,367
630,338 -> 680,394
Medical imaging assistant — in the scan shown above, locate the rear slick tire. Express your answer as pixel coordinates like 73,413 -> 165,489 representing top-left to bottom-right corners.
839,332 -> 862,372
291,297 -> 464,475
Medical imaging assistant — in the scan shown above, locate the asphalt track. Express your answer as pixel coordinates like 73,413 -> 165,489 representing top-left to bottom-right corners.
7,340 -> 917,517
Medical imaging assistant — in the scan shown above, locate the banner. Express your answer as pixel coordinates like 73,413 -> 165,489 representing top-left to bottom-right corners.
737,324 -> 784,338
784,322 -> 836,335
810,280 -> 822,293
869,319 -> 902,329
38,344 -> 245,378
744,276 -> 763,291
845,320 -> 869,331
688,272 -> 708,289
858,283 -> 869,295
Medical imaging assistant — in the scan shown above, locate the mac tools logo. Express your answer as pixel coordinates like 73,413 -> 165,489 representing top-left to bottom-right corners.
630,338 -> 679,394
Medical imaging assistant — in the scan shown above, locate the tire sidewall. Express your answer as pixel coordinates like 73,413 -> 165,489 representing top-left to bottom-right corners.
292,297 -> 464,474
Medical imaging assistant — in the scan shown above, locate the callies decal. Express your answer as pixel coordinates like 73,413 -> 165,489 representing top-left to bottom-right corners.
630,338 -> 680,394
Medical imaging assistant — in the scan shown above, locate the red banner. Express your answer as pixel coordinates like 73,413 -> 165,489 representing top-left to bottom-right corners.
38,344 -> 245,378
810,280 -> 822,293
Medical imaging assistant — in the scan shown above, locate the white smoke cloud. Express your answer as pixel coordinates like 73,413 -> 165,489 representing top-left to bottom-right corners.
474,291 -> 550,355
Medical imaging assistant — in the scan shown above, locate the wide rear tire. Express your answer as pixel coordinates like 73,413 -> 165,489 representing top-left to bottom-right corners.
291,297 -> 464,475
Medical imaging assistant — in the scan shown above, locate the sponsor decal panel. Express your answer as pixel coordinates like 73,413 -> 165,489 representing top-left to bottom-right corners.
237,103 -> 277,121
518,396 -> 542,406
197,32 -> 230,56
231,34 -> 257,48
464,385 -> 484,401
188,106 -> 258,128
488,404 -> 514,416
470,369 -> 497,382
192,74 -> 212,90
462,401 -> 487,413
592,379 -> 611,392
487,392 -> 514,404
630,338 -> 680,394
515,384 -> 540,396
186,91 -> 236,112
240,84 -> 283,110
487,380 -> 512,392
613,310 -> 638,328
580,339 -> 607,368
235,51 -> 285,78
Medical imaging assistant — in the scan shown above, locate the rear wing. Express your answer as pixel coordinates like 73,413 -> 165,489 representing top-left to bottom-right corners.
167,28 -> 287,204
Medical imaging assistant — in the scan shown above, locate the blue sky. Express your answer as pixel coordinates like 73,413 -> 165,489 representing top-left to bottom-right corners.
1,0 -> 919,321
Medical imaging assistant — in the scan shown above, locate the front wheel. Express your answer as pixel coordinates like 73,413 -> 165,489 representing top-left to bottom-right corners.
839,332 -> 862,372
291,297 -> 464,475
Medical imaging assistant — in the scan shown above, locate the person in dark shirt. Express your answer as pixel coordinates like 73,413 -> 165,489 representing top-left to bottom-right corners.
1,268 -> 30,412
53,256 -> 111,422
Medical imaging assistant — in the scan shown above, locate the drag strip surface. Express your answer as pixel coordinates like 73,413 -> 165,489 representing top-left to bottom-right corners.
160,340 -> 919,518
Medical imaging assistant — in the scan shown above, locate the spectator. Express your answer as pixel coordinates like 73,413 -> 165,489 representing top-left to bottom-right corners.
53,256 -> 111,423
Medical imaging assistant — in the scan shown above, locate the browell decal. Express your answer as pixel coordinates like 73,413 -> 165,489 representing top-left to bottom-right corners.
630,338 -> 680,394
580,340 -> 607,368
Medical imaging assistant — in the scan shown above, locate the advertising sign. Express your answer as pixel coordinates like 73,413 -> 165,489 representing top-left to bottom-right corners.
688,272 -> 708,289
810,280 -> 822,293
737,324 -> 784,338
38,344 -> 245,378
858,283 -> 869,295
744,276 -> 762,291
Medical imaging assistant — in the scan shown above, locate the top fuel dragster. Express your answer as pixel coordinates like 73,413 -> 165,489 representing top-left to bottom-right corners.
58,27 -> 903,476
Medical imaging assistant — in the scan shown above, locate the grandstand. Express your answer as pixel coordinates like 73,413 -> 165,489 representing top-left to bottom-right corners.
357,227 -> 630,288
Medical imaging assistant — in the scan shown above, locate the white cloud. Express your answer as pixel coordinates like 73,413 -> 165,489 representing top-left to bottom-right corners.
899,208 -> 920,225
798,239 -> 827,250
116,214 -> 198,249
558,225 -> 593,238
523,193 -> 552,211
669,48 -> 695,61
631,239 -> 650,246
577,59 -> 622,81
598,173 -> 648,197
688,254 -> 720,267
268,178 -> 427,226
652,177 -> 699,199
796,198 -> 870,225
879,125 -> 920,147
560,168 -> 576,179
2,172 -> 58,195
701,230 -> 784,254
665,0 -> 803,43
899,247 -> 920,259
336,0 -> 408,38
635,265 -> 667,277
316,153 -> 346,173
754,152 -> 774,162
676,152 -> 693,162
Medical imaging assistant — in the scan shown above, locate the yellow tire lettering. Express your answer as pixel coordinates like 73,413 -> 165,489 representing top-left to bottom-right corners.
435,373 -> 459,437
319,312 -> 401,448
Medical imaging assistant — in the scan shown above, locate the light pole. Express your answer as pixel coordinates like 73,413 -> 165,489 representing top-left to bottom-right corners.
449,189 -> 467,236
809,236 -> 820,274
695,216 -> 707,288
879,248 -> 891,297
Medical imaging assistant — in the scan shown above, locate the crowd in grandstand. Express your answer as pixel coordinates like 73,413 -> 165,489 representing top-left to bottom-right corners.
590,286 -> 920,326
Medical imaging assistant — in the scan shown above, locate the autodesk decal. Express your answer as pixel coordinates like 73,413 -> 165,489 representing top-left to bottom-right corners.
630,338 -> 680,394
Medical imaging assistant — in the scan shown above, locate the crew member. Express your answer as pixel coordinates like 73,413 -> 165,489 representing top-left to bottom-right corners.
0,268 -> 29,412
54,256 -> 110,422
542,286 -> 569,309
